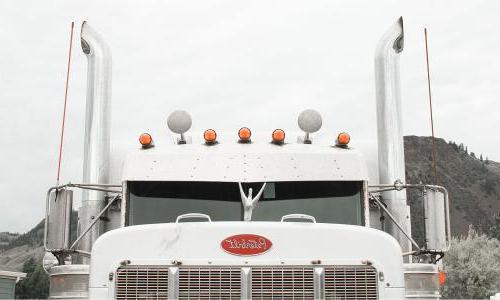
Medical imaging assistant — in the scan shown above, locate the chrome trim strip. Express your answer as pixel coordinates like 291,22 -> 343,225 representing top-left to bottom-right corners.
314,267 -> 325,299
241,267 -> 251,300
168,267 -> 179,299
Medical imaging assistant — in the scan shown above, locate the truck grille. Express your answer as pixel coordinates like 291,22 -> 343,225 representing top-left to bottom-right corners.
324,266 -> 378,300
178,267 -> 241,299
251,267 -> 315,299
116,265 -> 168,299
115,265 -> 378,299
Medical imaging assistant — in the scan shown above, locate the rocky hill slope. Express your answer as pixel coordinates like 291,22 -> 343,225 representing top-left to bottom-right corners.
1,136 -> 499,272
0,221 -> 45,272
405,136 -> 500,243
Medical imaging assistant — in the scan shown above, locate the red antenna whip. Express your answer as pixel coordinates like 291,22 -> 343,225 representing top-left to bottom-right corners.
425,28 -> 438,185
56,22 -> 75,186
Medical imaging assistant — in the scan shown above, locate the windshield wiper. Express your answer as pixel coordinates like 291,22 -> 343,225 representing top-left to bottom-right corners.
238,182 -> 267,221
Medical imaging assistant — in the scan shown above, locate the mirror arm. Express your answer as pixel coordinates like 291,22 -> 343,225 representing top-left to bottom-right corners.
371,195 -> 421,251
74,249 -> 91,257
45,183 -> 122,252
69,194 -> 120,250
369,182 -> 451,252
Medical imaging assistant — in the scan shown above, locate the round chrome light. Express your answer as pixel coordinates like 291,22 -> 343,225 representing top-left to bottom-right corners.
167,110 -> 192,134
298,109 -> 322,133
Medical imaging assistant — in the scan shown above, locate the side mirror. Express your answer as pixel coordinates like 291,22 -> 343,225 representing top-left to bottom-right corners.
423,188 -> 447,251
46,189 -> 73,250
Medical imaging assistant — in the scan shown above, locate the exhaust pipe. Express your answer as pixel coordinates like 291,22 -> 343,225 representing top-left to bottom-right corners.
374,17 -> 412,254
78,22 -> 112,258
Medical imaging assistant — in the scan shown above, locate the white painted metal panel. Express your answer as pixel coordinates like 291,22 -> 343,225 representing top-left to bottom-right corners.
88,222 -> 403,295
122,142 -> 368,182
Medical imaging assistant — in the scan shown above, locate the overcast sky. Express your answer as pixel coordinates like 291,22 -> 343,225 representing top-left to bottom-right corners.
1,0 -> 499,233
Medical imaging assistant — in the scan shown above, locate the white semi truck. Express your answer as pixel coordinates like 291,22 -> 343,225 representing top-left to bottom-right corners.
43,17 -> 450,299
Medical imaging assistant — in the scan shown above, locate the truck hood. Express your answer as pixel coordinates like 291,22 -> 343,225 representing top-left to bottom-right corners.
90,222 -> 404,288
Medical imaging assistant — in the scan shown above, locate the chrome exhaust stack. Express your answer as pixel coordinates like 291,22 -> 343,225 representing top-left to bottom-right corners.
78,22 -> 112,258
374,17 -> 412,254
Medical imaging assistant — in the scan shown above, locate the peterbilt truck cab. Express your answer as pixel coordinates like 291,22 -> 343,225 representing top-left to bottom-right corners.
84,137 -> 402,299
44,17 -> 450,300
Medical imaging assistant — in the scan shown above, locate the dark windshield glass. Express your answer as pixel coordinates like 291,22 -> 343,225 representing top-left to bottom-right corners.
251,181 -> 362,225
127,181 -> 363,225
128,181 -> 242,224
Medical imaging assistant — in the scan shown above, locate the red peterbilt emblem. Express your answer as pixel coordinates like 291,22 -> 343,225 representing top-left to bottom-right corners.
221,234 -> 272,256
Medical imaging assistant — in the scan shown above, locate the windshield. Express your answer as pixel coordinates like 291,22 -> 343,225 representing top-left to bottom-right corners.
127,181 -> 363,225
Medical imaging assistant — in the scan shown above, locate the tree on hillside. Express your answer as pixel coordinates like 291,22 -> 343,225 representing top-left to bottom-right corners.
490,214 -> 500,241
15,257 -> 49,299
443,227 -> 500,299
480,154 -> 483,162
471,152 -> 476,159
449,141 -> 458,152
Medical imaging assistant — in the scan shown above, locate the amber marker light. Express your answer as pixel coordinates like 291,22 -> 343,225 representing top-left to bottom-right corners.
336,132 -> 350,147
139,133 -> 154,148
204,129 -> 217,145
272,129 -> 285,144
438,271 -> 446,286
238,127 -> 252,143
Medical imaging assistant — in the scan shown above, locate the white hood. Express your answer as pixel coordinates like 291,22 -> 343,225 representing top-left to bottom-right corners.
90,222 -> 404,289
